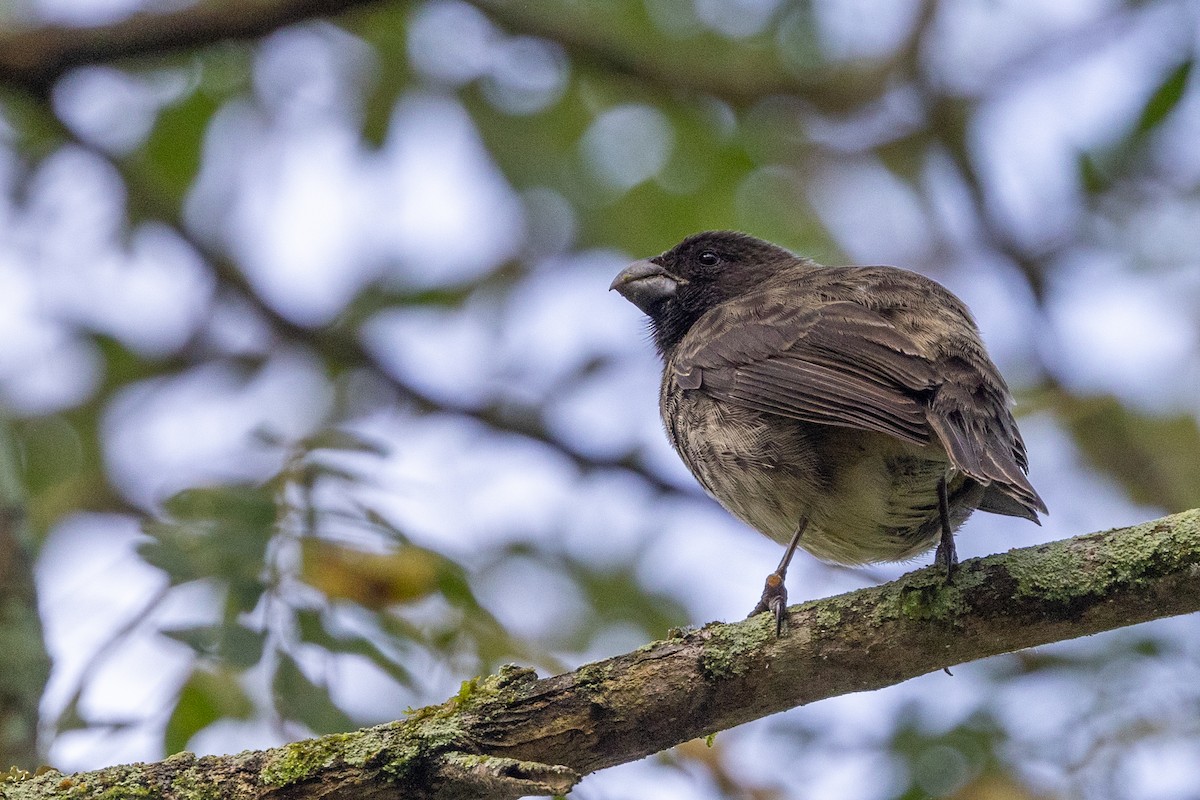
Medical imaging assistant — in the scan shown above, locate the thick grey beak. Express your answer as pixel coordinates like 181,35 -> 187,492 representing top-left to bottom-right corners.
610,259 -> 680,316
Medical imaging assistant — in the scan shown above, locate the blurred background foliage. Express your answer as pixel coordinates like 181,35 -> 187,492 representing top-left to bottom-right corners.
0,0 -> 1199,798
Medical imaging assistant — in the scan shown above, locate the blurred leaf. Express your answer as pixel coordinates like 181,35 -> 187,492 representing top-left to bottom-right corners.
1077,150 -> 1110,195
161,484 -> 276,527
16,415 -> 84,493
140,485 -> 276,615
891,707 -> 1008,800
567,560 -> 688,639
0,90 -> 67,158
272,653 -> 354,735
1078,59 -> 1193,197
295,609 -> 412,687
1135,59 -> 1192,136
1057,393 -> 1200,512
161,623 -> 266,669
134,84 -> 220,206
165,667 -> 255,755
301,540 -> 441,609
360,506 -> 412,545
876,132 -> 933,187
16,415 -> 105,532
92,335 -> 178,392
985,631 -> 1176,679
346,3 -> 414,148
299,428 -> 390,458
952,774 -> 1043,800
434,559 -> 483,609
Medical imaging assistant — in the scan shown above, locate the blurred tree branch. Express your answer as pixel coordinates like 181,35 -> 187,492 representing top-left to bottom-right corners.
0,0 -> 908,109
467,0 -> 907,110
5,509 -> 1198,798
0,0 -> 388,95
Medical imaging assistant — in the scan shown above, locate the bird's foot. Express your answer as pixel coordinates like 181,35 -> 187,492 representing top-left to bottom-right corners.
748,571 -> 788,636
933,535 -> 958,584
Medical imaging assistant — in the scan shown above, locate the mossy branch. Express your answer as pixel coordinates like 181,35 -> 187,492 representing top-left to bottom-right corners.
4,509 -> 1199,800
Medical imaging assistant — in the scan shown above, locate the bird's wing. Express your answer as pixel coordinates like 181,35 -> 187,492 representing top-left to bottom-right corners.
673,297 -> 1046,518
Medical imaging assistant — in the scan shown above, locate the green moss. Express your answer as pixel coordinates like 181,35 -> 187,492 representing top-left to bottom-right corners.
260,736 -> 346,787
699,617 -> 774,680
811,601 -> 843,630
92,766 -> 153,800
375,733 -> 442,784
574,662 -> 612,688
2,766 -> 32,783
1000,545 -> 1087,601
1000,510 -> 1200,602
893,577 -> 972,622
454,677 -> 480,707
494,664 -> 538,686
447,665 -> 538,713
167,763 -> 219,800
257,719 -> 460,789
1104,511 -> 1200,580
258,665 -> 532,790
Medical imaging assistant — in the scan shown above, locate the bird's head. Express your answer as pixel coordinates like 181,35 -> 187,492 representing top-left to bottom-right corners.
610,230 -> 801,356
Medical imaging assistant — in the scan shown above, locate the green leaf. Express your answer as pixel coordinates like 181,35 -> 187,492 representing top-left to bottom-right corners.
140,485 -> 276,616
161,623 -> 266,669
161,484 -> 276,527
135,88 -> 219,207
0,90 -> 67,158
1135,59 -> 1192,136
1076,150 -> 1110,195
299,428 -> 391,457
165,667 -> 254,755
294,609 -> 413,687
272,653 -> 354,734
1058,392 -> 1200,512
347,3 -> 414,148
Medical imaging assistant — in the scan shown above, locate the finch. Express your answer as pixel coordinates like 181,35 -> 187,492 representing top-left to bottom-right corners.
611,231 -> 1046,633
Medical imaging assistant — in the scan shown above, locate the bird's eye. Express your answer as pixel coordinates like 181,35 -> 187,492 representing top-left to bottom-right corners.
697,250 -> 720,267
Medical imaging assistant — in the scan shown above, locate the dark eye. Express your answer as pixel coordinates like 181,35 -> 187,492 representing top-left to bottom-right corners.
697,250 -> 720,267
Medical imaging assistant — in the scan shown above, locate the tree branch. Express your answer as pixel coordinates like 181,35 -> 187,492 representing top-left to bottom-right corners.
5,509 -> 1198,799
0,0 -> 893,110
0,0 -> 388,94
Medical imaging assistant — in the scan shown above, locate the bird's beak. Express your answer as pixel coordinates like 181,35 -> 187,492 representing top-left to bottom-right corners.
610,259 -> 681,316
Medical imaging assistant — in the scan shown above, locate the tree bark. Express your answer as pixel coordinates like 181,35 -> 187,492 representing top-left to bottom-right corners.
3,508 -> 1198,800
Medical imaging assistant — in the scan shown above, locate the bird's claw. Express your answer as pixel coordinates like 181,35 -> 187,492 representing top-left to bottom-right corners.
933,537 -> 958,584
748,571 -> 788,636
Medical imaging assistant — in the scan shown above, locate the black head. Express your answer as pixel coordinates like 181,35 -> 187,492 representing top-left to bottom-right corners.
610,231 -> 801,356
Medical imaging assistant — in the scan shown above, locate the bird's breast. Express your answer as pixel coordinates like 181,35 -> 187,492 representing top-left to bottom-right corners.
659,377 -> 968,565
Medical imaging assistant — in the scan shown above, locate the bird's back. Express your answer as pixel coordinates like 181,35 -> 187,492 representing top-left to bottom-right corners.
659,262 -> 1043,563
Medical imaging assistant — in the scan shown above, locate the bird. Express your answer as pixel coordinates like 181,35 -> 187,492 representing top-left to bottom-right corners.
610,231 -> 1046,634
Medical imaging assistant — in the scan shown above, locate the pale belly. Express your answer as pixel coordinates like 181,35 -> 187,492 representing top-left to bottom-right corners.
661,387 -> 977,565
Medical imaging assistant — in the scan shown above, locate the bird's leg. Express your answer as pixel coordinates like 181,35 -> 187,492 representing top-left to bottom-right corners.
933,475 -> 957,583
748,518 -> 808,636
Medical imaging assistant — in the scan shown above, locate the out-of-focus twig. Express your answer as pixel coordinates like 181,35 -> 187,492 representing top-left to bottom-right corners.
0,0 -> 387,95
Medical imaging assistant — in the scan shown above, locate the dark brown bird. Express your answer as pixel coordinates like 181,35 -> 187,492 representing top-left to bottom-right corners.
611,231 -> 1046,633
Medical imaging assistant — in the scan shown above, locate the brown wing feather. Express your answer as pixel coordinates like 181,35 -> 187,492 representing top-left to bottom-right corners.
673,287 -> 1046,520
